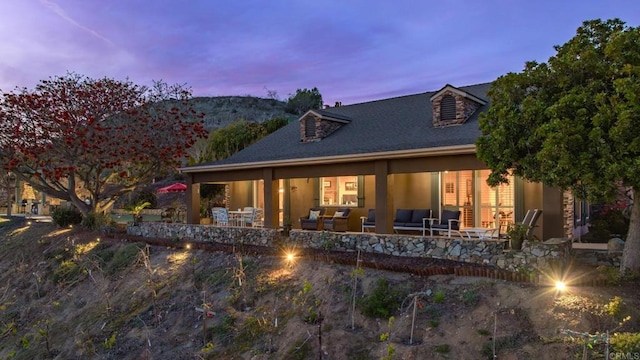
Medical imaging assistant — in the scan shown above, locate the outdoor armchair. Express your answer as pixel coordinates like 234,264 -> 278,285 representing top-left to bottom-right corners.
299,207 -> 325,230
428,209 -> 461,237
323,208 -> 352,232
360,209 -> 376,232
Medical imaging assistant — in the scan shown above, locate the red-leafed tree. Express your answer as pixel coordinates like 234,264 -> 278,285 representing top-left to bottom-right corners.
0,73 -> 207,216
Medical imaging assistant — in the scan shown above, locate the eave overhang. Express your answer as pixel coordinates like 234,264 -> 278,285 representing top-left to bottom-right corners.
180,144 -> 477,174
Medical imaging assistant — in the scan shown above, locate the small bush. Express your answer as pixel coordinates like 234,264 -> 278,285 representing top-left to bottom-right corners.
53,260 -> 84,284
606,296 -> 623,318
477,329 -> 491,336
51,206 -> 83,227
105,243 -> 145,275
461,289 -> 480,306
434,344 -> 450,353
433,290 -> 446,304
611,332 -> 640,353
428,319 -> 439,328
358,278 -> 405,318
81,213 -> 112,231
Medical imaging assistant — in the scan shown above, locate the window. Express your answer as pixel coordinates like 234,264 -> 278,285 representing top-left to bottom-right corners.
440,170 -> 514,229
440,95 -> 457,121
320,176 -> 359,206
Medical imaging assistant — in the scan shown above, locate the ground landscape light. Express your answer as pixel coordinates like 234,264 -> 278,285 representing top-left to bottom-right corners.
185,243 -> 192,250
555,281 -> 566,291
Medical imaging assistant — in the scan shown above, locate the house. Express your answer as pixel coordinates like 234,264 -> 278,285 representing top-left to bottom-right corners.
180,83 -> 572,240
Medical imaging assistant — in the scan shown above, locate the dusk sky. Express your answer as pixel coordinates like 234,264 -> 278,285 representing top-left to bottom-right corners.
1,1 -> 639,105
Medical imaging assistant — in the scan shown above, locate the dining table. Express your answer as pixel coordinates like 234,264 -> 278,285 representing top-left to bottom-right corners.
228,209 -> 253,226
461,227 -> 497,240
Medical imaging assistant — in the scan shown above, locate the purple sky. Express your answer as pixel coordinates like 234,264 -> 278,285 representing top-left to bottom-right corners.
1,1 -> 639,105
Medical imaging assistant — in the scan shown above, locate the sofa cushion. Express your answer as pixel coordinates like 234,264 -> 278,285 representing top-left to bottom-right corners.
395,209 -> 413,223
411,209 -> 431,224
309,210 -> 321,220
367,209 -> 375,222
333,211 -> 344,218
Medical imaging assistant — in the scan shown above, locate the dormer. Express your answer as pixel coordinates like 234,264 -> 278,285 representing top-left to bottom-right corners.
299,109 -> 351,143
430,84 -> 487,127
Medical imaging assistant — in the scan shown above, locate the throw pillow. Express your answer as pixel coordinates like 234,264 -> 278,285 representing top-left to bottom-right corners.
333,211 -> 344,218
309,210 -> 320,220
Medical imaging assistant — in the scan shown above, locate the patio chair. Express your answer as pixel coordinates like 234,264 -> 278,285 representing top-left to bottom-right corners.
360,209 -> 376,232
428,209 -> 461,237
216,208 -> 230,227
241,207 -> 254,227
523,209 -> 542,239
211,207 -> 224,225
299,207 -> 325,230
252,208 -> 264,228
323,208 -> 352,232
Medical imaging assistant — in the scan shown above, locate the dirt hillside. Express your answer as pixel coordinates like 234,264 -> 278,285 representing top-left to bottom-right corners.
0,217 -> 638,359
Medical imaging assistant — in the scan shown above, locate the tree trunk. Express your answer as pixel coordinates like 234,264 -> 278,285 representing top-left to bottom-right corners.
622,188 -> 640,273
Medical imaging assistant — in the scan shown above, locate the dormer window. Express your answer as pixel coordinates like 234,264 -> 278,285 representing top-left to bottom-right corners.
299,110 -> 352,143
430,84 -> 487,127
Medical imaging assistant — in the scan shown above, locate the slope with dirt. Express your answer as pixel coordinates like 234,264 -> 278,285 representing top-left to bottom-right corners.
0,218 -> 638,360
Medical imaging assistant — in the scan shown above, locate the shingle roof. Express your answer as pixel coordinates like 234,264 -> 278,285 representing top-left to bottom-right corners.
185,82 -> 492,169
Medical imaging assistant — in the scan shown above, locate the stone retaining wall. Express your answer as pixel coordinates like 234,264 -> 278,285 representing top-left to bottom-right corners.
290,230 -> 571,272
126,222 -> 278,246
126,223 -> 572,272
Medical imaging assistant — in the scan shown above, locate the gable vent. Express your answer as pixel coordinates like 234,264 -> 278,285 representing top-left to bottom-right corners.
440,95 -> 457,121
304,117 -> 316,137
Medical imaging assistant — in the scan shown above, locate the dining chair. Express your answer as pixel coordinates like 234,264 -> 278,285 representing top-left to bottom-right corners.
216,208 -> 229,226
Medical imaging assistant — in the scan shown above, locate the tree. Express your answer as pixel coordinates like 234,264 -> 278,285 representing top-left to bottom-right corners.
284,87 -> 323,115
198,117 -> 289,162
476,19 -> 640,272
0,73 -> 207,216
0,168 -> 15,216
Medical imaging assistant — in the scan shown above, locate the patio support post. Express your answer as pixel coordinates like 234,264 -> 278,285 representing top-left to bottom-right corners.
542,184 -> 564,240
374,160 -> 393,234
185,176 -> 200,224
262,168 -> 279,229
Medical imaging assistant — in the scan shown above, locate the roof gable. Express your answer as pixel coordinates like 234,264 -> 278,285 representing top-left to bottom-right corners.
430,84 -> 488,127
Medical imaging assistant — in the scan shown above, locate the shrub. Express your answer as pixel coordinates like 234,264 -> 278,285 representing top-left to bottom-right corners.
611,332 -> 640,353
358,278 -> 405,318
433,290 -> 446,304
104,243 -> 145,275
51,206 -> 83,227
81,213 -> 112,231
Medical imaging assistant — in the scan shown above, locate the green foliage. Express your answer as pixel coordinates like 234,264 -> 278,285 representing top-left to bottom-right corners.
597,265 -> 624,285
208,314 -> 235,345
461,288 -> 481,306
358,278 -> 405,318
477,19 -> 640,200
129,188 -> 158,209
611,332 -> 640,353
478,329 -> 491,336
104,242 -> 145,275
605,296 -> 624,318
434,344 -> 450,353
433,290 -> 446,304
81,212 -> 112,231
102,332 -> 117,349
53,259 -> 84,284
286,337 -> 313,360
51,206 -> 83,227
428,319 -> 439,328
476,18 -> 640,271
285,87 -> 323,115
586,202 -> 630,241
